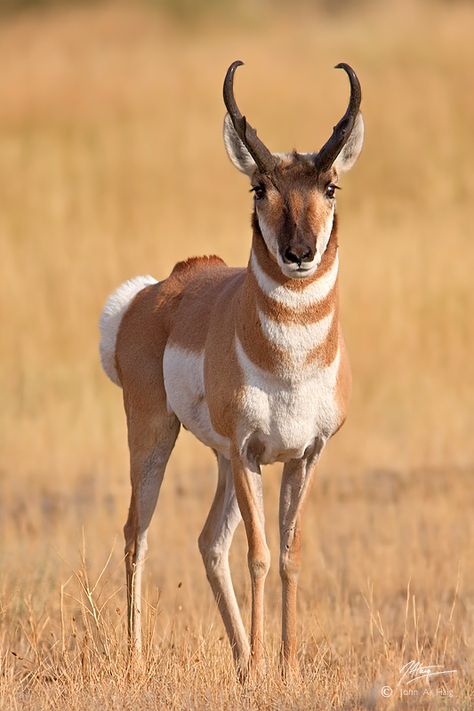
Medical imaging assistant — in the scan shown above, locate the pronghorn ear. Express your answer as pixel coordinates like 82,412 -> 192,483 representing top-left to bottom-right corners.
333,112 -> 364,174
223,113 -> 256,175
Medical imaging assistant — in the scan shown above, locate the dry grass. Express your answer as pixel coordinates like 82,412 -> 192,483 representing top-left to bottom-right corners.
0,1 -> 473,708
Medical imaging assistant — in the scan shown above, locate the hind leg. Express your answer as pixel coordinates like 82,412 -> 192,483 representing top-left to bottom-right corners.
123,409 -> 180,656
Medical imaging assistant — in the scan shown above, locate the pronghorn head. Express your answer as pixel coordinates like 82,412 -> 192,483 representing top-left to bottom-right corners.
223,60 -> 364,279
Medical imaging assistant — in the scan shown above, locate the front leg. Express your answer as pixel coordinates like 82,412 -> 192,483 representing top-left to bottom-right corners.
231,453 -> 270,677
279,441 -> 322,673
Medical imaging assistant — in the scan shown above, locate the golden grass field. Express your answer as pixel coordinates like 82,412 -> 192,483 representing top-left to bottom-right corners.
1,1 -> 473,708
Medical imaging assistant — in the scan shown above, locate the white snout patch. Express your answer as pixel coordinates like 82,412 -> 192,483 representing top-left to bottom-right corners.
277,258 -> 318,280
250,249 -> 339,309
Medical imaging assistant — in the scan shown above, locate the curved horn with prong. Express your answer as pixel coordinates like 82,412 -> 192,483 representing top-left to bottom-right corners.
223,60 -> 278,175
315,63 -> 362,173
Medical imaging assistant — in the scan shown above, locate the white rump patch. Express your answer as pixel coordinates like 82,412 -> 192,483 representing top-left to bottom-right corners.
250,250 -> 338,309
99,275 -> 157,386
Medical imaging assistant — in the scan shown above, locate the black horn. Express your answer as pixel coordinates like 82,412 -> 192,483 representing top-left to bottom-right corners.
223,60 -> 278,175
315,63 -> 362,173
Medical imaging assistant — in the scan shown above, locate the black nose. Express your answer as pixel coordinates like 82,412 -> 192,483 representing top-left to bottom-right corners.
283,246 -> 313,267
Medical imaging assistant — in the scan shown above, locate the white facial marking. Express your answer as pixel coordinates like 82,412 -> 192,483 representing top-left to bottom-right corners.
315,208 -> 335,262
251,249 -> 338,308
235,336 -> 340,464
163,344 -> 231,456
256,213 -> 279,260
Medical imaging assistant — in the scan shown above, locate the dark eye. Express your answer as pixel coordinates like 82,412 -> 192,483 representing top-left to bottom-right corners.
325,184 -> 338,199
251,184 -> 266,200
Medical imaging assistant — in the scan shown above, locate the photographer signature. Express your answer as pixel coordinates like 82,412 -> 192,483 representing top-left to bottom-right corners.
398,660 -> 457,685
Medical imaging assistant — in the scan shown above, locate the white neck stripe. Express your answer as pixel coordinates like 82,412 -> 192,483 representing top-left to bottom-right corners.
235,333 -> 341,383
250,250 -> 339,308
258,307 -> 334,353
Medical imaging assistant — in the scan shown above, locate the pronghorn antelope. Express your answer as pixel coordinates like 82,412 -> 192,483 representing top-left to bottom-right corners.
99,60 -> 364,676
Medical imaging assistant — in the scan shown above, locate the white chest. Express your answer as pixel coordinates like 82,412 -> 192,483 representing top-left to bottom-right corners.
235,337 -> 341,464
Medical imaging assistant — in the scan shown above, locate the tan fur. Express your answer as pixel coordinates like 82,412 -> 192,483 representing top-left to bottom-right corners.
305,307 -> 340,369
112,154 -> 352,678
334,336 -> 352,434
307,189 -> 333,237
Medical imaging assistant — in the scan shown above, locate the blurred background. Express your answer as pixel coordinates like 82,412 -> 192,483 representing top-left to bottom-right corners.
0,0 -> 473,706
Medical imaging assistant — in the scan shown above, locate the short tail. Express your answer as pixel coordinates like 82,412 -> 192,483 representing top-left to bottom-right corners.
99,275 -> 157,386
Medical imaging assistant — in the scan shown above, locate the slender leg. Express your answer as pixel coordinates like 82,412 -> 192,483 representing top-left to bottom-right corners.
279,443 -> 321,673
231,454 -> 270,676
198,453 -> 249,671
124,412 -> 180,657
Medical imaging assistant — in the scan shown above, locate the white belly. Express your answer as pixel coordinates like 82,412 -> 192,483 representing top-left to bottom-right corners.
163,344 -> 231,456
235,337 -> 341,464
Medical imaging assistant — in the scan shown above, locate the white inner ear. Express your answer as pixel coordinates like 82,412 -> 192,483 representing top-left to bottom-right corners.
333,112 -> 364,174
223,113 -> 256,175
